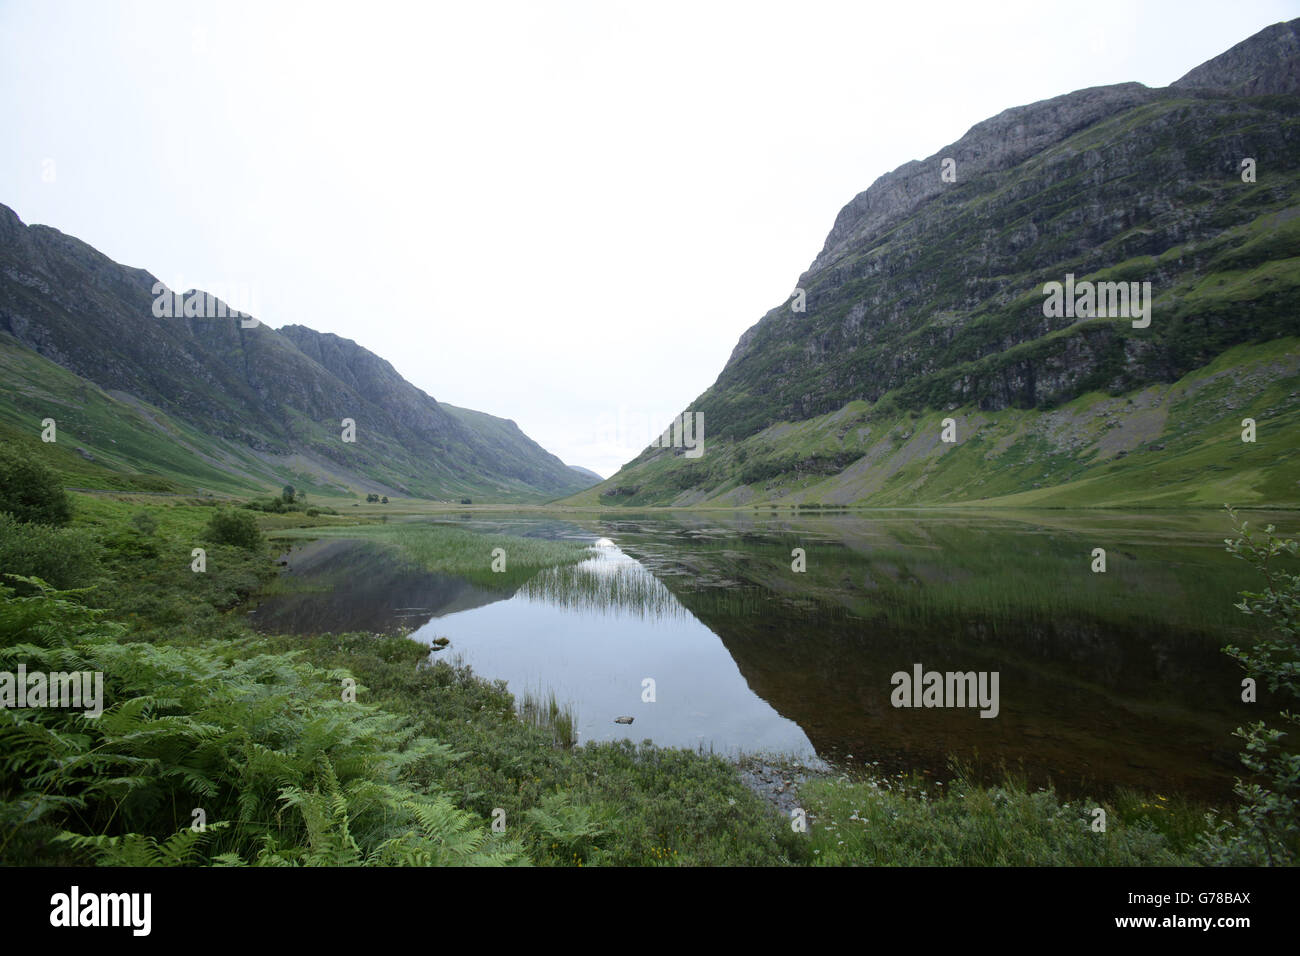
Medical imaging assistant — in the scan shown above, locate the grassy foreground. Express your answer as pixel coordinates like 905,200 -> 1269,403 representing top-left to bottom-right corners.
2,486 -> 1279,866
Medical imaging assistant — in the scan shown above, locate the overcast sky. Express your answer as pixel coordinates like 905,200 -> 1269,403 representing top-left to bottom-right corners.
2,0 -> 1295,476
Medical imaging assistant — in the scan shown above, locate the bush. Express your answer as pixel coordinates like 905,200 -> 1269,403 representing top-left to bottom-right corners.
0,512 -> 102,590
241,497 -> 300,514
130,511 -> 158,536
1198,508 -> 1300,865
0,443 -> 72,526
204,509 -> 265,551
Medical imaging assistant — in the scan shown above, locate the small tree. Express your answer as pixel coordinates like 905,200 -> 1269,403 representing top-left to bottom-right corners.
0,513 -> 102,589
204,509 -> 264,551
0,443 -> 72,526
1199,508 -> 1300,866
381,496 -> 389,504
281,484 -> 296,504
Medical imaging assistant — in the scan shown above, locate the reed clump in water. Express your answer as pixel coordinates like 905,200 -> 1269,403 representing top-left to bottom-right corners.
518,689 -> 578,749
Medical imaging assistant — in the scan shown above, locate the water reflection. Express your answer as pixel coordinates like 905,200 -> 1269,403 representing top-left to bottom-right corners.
249,537 -> 513,634
251,510 -> 1296,800
416,541 -> 818,758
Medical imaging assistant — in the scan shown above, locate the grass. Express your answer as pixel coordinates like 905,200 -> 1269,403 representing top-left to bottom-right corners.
800,763 -> 1199,866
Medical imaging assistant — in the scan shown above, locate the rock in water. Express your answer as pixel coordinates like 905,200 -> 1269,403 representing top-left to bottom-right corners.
614,716 -> 634,725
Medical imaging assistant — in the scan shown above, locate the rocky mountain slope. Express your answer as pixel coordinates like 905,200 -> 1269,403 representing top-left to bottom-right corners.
573,19 -> 1300,509
0,203 -> 595,501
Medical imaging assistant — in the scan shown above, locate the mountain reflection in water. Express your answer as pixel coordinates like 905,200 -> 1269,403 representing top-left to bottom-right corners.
252,511 -> 1290,801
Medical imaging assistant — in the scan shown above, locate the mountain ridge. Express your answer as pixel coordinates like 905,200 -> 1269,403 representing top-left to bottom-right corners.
0,203 -> 596,501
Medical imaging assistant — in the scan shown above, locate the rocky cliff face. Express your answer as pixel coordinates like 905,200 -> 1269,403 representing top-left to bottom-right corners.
1173,18 -> 1300,95
0,204 -> 593,500
583,19 -> 1300,508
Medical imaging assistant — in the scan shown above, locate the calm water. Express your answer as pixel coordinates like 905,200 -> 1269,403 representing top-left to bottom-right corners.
251,510 -> 1294,801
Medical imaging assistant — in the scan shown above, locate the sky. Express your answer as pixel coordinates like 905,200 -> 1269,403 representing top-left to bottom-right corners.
2,0 -> 1296,477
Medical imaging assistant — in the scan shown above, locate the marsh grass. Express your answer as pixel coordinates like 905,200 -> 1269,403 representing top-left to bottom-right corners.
519,557 -> 688,619
518,689 -> 579,749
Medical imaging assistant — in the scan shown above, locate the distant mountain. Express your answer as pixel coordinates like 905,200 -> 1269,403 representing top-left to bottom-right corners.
566,464 -> 603,483
0,203 -> 598,501
571,19 -> 1300,510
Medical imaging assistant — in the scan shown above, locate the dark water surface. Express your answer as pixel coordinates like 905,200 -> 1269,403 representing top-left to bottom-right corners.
251,510 -> 1293,801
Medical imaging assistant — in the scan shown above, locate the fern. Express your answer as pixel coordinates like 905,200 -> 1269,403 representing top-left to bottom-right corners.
56,822 -> 229,866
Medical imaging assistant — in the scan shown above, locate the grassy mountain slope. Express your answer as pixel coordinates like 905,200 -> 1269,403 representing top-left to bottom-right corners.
576,20 -> 1300,509
0,205 -> 596,502
566,335 -> 1299,511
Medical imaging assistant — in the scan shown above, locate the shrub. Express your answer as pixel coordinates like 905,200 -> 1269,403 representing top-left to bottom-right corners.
1198,508 -> 1300,866
203,509 -> 265,551
0,443 -> 72,526
241,497 -> 298,514
0,513 -> 102,590
130,511 -> 158,536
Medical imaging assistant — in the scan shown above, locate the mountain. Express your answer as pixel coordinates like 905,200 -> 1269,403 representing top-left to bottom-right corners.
0,203 -> 597,501
567,465 -> 604,483
571,19 -> 1300,510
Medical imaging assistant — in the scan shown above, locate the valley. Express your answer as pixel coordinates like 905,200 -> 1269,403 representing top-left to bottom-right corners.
2,13 -> 1298,874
